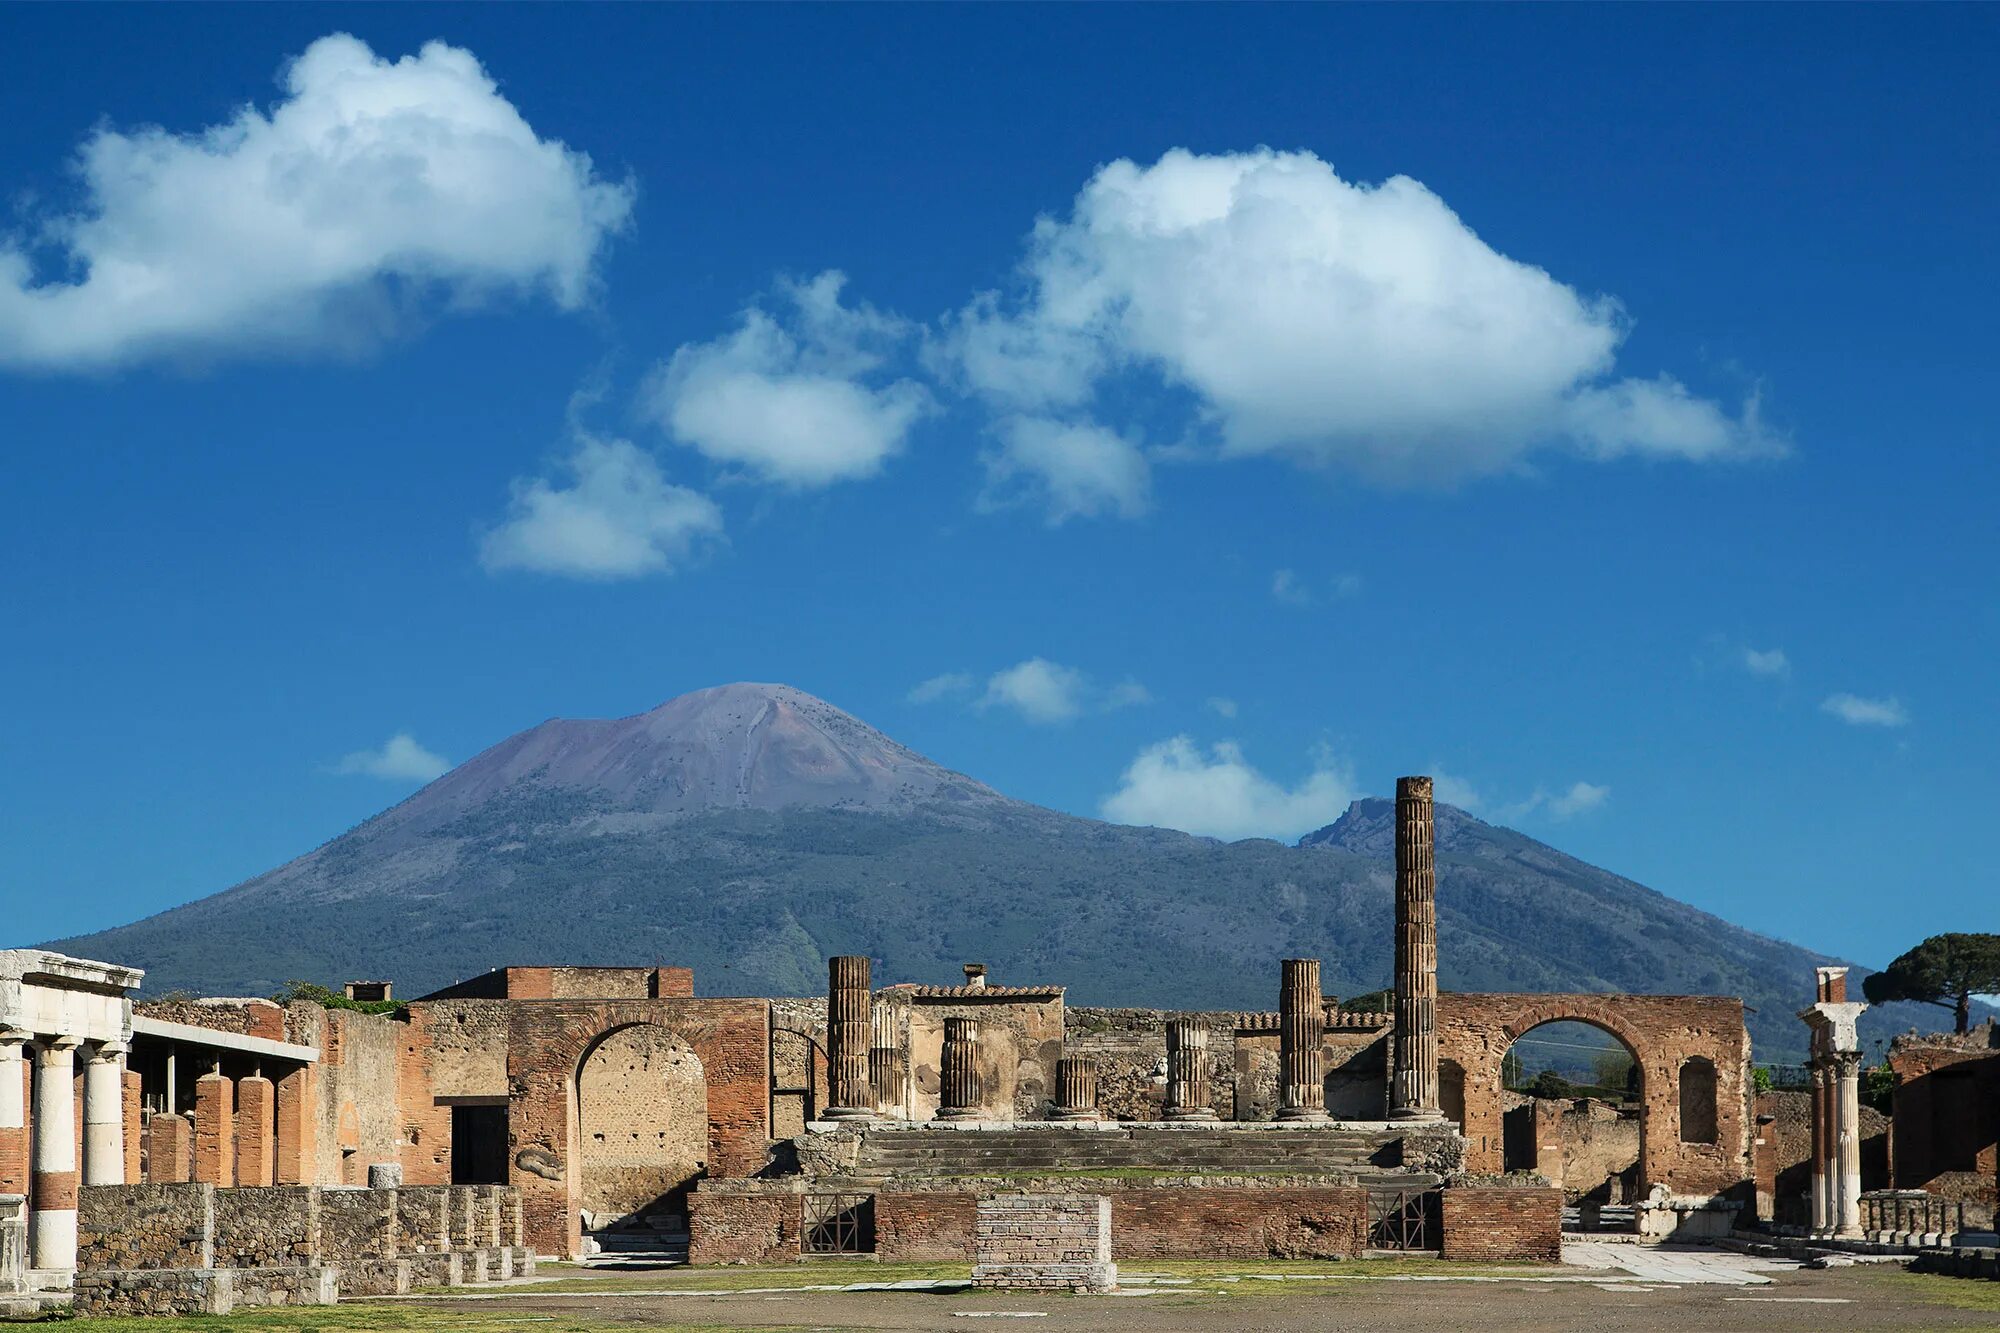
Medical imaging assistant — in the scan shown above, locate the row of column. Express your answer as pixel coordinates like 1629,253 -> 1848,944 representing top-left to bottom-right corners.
1809,1053 -> 1864,1237
821,952 -> 1354,1123
0,1033 -> 127,1274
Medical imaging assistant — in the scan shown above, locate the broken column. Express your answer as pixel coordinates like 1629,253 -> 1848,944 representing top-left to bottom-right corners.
1391,775 -> 1441,1120
869,1000 -> 907,1118
824,955 -> 874,1121
1054,1057 -> 1100,1121
81,1041 -> 126,1187
192,1065 -> 234,1185
235,1069 -> 276,1187
1277,958 -> 1329,1122
936,1017 -> 982,1120
29,1037 -> 80,1272
1799,965 -> 1866,1238
1163,1019 -> 1217,1121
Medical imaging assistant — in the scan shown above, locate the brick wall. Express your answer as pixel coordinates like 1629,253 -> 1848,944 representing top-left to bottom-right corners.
1439,1186 -> 1562,1262
577,1024 -> 706,1224
1437,993 -> 1752,1199
687,1189 -> 797,1264
1889,1032 -> 1999,1207
876,1191 -> 977,1261
78,1183 -> 216,1270
973,1194 -> 1114,1292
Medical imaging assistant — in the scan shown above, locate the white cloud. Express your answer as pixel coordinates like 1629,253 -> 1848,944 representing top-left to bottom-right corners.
1429,767 -> 1485,812
640,271 -> 934,488
1742,647 -> 1791,678
1273,569 -> 1362,606
980,658 -> 1090,724
941,148 -> 1776,485
982,416 -> 1150,523
908,672 -> 976,704
0,34 -> 633,370
1822,693 -> 1909,728
480,432 -> 722,579
1101,737 -> 1356,842
1205,697 -> 1239,719
1547,781 -> 1611,819
1104,679 -> 1153,710
332,733 -> 449,782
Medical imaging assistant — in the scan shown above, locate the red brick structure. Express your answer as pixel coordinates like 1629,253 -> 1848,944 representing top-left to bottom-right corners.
234,1074 -> 274,1188
503,998 -> 770,1257
1887,1022 -> 1999,1215
191,1071 -> 233,1186
1440,1186 -> 1564,1261
1437,992 -> 1750,1198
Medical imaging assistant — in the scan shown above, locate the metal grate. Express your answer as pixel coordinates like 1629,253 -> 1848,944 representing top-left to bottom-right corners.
1368,1188 -> 1439,1251
802,1193 -> 875,1255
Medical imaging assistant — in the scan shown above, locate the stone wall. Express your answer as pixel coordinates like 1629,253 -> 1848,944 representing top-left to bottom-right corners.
213,1186 -> 316,1267
320,1187 -> 395,1259
972,1194 -> 1114,1292
284,1004 -> 404,1187
688,1188 -> 798,1264
79,1183 -> 215,1271
904,992 -> 1063,1121
769,997 -> 828,1134
1438,1186 -> 1563,1262
875,1191 -> 978,1261
1889,1027 -> 1999,1208
1063,1009 -> 1233,1120
137,998 -> 287,1043
576,1024 -> 706,1225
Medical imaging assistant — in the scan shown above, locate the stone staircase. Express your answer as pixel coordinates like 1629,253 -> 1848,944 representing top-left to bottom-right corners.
851,1125 -> 1420,1185
584,1211 -> 690,1269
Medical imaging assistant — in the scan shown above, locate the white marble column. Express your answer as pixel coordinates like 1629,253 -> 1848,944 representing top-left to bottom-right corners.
83,1042 -> 127,1187
30,1037 -> 81,1272
1833,1053 -> 1863,1238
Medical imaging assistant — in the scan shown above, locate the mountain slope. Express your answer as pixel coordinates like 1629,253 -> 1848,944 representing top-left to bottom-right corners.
47,683 -> 1938,1060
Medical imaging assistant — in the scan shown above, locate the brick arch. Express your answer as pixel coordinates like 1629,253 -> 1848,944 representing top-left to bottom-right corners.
1437,993 -> 1750,1199
505,998 -> 770,1257
572,1022 -> 707,1229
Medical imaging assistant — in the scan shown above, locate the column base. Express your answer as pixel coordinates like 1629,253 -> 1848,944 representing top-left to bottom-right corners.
1389,1106 -> 1444,1122
819,1106 -> 877,1124
1274,1106 -> 1331,1123
1162,1108 -> 1218,1122
933,1107 -> 982,1122
1052,1109 -> 1102,1122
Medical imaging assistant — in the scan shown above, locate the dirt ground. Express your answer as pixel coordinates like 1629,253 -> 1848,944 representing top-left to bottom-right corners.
377,1262 -> 2000,1333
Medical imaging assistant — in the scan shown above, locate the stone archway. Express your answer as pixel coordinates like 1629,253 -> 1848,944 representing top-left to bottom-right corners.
1497,1018 -> 1642,1201
573,1024 -> 706,1233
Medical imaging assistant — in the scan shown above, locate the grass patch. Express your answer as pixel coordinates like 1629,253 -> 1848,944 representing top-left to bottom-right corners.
1859,1268 -> 2000,1314
57,1310 -> 779,1333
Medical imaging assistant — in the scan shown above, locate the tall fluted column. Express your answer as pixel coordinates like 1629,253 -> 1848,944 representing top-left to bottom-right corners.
824,955 -> 875,1121
1808,1063 -> 1828,1233
1391,775 -> 1441,1120
82,1042 -> 127,1187
30,1037 -> 81,1272
869,1000 -> 907,1118
1277,959 -> 1329,1122
0,1032 -> 26,1199
1833,1052 -> 1864,1238
936,1017 -> 981,1120
1055,1057 -> 1100,1121
1164,1019 -> 1216,1120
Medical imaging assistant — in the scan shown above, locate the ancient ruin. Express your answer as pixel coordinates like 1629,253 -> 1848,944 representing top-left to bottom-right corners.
7,773 -> 1995,1311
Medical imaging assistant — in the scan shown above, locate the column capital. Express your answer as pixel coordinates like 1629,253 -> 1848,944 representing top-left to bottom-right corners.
0,1027 -> 29,1050
88,1040 -> 130,1061
36,1035 -> 82,1058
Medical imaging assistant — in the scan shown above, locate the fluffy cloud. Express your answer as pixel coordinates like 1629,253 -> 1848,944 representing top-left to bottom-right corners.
1822,693 -> 1909,728
331,733 -> 449,782
1742,647 -> 1792,678
941,148 -> 1775,486
1100,737 -> 1355,842
641,272 -> 933,487
1546,781 -> 1611,819
913,658 -> 1149,723
982,416 -> 1150,523
1430,767 -> 1607,822
481,432 -> 722,579
0,34 -> 633,370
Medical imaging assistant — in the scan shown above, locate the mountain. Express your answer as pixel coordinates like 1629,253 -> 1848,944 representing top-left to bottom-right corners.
48,682 -> 1943,1060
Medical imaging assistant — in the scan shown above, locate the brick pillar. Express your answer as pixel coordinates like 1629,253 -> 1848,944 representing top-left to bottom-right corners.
1054,1057 -> 1100,1121
1391,775 -> 1441,1120
193,1068 -> 234,1186
275,1066 -> 317,1186
0,1032 -> 26,1198
122,1068 -> 143,1185
30,1037 -> 81,1272
1164,1019 -> 1217,1121
936,1018 -> 982,1120
148,1113 -> 191,1183
1277,958 -> 1329,1122
82,1042 -> 127,1186
236,1074 -> 276,1187
824,956 -> 874,1121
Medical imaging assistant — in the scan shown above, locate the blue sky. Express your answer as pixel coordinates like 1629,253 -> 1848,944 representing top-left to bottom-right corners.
2,5 -> 1994,971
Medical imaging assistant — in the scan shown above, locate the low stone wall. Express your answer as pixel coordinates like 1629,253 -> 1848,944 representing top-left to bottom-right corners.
1914,1246 -> 2000,1281
1438,1185 -> 1563,1262
75,1183 -> 535,1316
693,1180 -> 1411,1264
973,1194 -> 1115,1292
